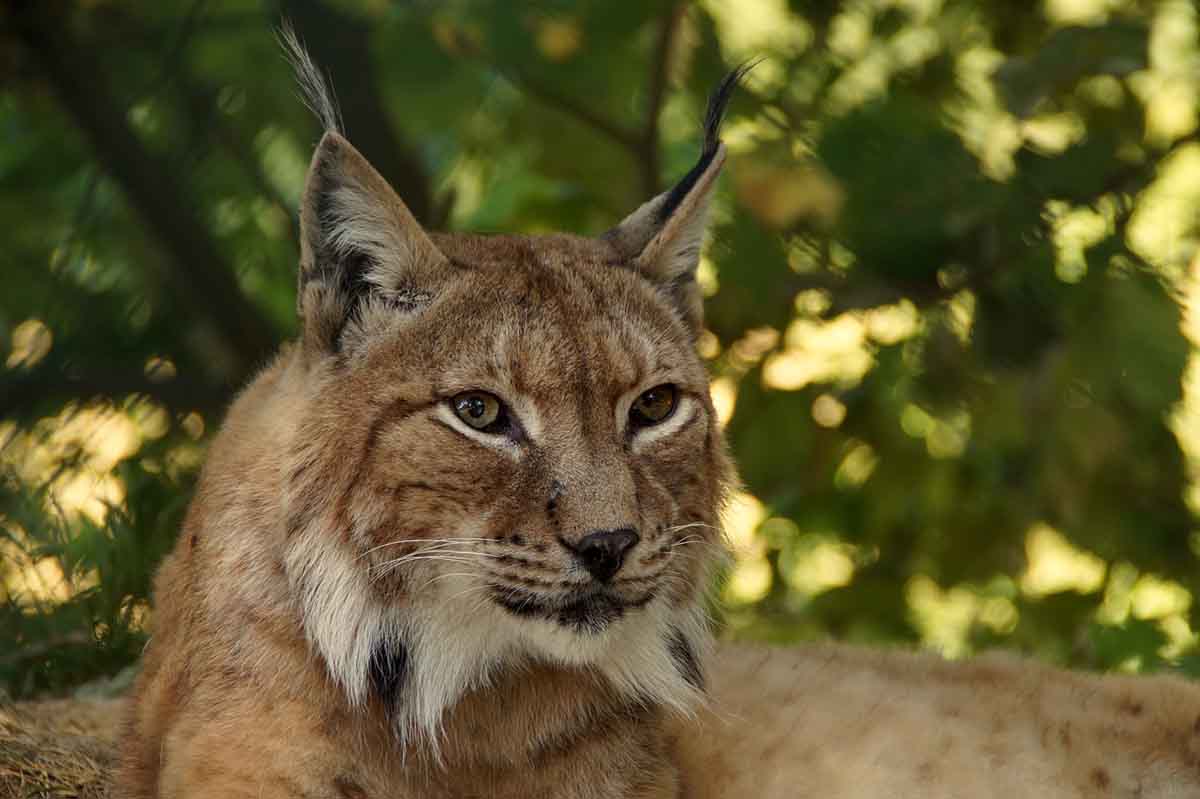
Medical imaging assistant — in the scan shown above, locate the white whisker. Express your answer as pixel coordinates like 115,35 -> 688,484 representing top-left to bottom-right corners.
356,538 -> 494,561
444,584 -> 491,606
664,522 -> 719,534
369,558 -> 479,576
368,550 -> 503,572
367,556 -> 485,585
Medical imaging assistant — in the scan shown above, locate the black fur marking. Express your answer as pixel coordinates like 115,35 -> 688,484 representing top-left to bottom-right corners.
303,160 -> 378,350
490,587 -> 643,634
333,775 -> 367,799
546,480 -> 564,525
656,60 -> 759,224
368,638 -> 408,707
330,250 -> 373,306
667,627 -> 704,691
447,255 -> 479,270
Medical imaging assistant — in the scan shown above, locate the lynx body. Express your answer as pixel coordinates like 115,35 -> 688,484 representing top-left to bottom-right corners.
114,39 -> 1200,799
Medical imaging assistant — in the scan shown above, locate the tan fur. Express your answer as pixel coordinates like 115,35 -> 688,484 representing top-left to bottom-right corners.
109,50 -> 1200,798
675,643 -> 1200,798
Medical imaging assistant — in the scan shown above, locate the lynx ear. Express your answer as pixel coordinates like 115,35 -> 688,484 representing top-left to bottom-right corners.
297,132 -> 450,352
283,26 -> 449,354
603,65 -> 751,334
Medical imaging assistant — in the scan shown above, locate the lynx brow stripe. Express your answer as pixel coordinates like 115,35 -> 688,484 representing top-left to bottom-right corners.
328,397 -> 440,544
364,398 -> 440,458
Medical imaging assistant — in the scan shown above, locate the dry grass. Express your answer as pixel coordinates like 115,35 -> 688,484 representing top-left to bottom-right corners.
0,699 -> 121,799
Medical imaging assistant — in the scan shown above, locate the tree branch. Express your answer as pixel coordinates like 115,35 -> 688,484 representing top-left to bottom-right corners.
502,69 -> 643,152
0,364 -> 230,419
4,0 -> 279,384
176,74 -> 300,251
442,22 -> 642,154
450,5 -> 687,201
0,633 -> 91,667
640,1 -> 687,197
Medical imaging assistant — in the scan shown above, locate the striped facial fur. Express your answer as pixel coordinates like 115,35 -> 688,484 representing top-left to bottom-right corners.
276,34 -> 742,740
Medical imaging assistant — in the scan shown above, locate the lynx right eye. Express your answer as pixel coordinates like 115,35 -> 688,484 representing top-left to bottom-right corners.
451,391 -> 507,433
629,384 -> 678,429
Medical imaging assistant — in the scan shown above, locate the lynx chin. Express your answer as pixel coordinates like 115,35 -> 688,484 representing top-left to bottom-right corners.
116,31 -> 1200,799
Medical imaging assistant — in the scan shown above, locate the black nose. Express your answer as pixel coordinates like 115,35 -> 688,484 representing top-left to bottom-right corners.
571,528 -> 639,582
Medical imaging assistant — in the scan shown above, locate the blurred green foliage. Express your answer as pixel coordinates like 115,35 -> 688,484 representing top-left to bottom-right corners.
1,0 -> 1199,698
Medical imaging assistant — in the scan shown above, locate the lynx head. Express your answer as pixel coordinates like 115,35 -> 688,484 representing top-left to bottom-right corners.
278,31 -> 740,741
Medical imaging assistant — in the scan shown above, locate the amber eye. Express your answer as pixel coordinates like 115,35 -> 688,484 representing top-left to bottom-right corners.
451,391 -> 506,432
629,384 -> 678,429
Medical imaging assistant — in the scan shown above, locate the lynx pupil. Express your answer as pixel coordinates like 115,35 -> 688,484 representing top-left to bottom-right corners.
453,391 -> 502,431
463,397 -> 485,419
630,384 -> 678,428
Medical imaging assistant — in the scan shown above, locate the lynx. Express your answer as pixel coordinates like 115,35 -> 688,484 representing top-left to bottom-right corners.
107,34 -> 1200,799
115,32 -> 735,799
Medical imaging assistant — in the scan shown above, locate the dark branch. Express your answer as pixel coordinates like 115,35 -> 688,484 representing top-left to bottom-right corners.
442,7 -> 695,200
501,69 -> 643,152
0,633 -> 92,667
0,365 -> 230,420
639,1 -> 688,197
176,74 -> 300,251
444,26 -> 642,159
4,1 -> 279,384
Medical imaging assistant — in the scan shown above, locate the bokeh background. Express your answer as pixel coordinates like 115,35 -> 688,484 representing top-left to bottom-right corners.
2,0 -> 1199,699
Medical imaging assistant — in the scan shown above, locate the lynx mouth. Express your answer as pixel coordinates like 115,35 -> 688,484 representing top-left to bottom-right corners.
490,586 -> 655,633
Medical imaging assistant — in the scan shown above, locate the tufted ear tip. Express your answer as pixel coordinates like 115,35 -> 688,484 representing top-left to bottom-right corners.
278,20 -> 343,135
284,30 -> 452,354
701,60 -> 760,153
602,63 -> 755,334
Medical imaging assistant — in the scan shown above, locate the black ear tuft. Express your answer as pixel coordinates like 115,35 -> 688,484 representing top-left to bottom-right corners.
656,60 -> 760,224
600,59 -> 760,335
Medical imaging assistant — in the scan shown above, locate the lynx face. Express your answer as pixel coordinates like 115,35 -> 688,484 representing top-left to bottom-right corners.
344,235 -> 722,633
277,35 -> 740,740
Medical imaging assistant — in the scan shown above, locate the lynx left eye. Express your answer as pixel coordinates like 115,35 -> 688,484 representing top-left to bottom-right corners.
451,391 -> 507,433
629,384 -> 678,429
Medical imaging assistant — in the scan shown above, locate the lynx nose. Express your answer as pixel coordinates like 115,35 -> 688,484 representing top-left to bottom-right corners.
571,528 -> 639,582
